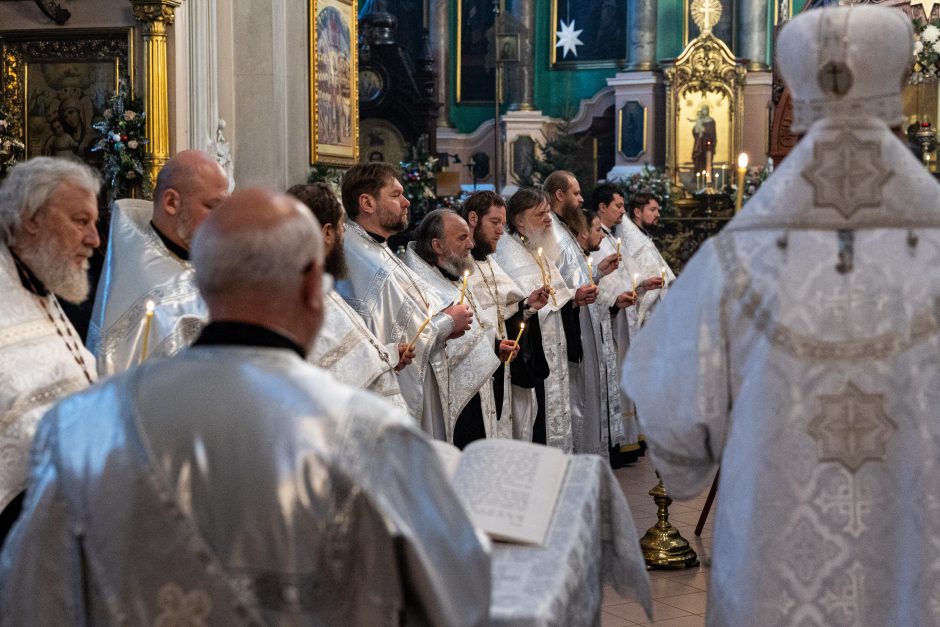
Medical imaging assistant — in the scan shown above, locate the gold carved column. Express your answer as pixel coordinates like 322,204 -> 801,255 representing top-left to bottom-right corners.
130,0 -> 182,191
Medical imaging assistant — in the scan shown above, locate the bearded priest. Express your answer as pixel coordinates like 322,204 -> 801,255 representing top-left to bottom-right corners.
0,158 -> 100,546
339,163 -> 472,438
617,191 -> 671,335
493,188 -> 574,452
544,171 -> 626,459
87,150 -> 230,375
288,183 -> 409,410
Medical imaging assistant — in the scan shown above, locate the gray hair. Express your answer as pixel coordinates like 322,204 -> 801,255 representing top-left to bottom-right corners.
0,157 -> 101,245
414,208 -> 454,267
192,204 -> 324,299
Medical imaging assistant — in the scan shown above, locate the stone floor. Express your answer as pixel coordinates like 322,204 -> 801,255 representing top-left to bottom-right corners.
601,453 -> 714,626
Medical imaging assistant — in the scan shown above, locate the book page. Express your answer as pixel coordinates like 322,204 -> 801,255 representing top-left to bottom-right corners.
452,439 -> 569,546
430,440 -> 462,479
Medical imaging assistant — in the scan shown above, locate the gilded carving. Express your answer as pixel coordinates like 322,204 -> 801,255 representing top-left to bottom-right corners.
130,0 -> 183,25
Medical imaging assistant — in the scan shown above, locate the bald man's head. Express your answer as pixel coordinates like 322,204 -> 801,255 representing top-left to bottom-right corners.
152,150 -> 230,251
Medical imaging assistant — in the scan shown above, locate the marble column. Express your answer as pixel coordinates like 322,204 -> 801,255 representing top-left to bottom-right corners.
736,0 -> 769,70
509,0 -> 535,111
430,0 -> 451,127
627,0 -> 657,71
131,0 -> 183,192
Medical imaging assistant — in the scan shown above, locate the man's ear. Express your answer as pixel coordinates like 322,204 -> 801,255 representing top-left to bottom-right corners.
162,188 -> 182,216
358,193 -> 376,216
19,208 -> 43,237
431,237 -> 445,256
321,222 -> 335,249
466,211 -> 478,229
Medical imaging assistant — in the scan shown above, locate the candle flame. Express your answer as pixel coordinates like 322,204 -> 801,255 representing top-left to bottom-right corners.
146,300 -> 155,314
463,269 -> 469,277
520,322 -> 525,330
738,152 -> 749,169
537,247 -> 543,256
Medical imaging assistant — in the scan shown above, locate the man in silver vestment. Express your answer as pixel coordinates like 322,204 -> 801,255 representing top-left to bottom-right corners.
288,182 -> 409,410
544,171 -> 626,459
1,188 -> 491,625
339,163 -> 473,437
87,149 -> 230,375
404,209 -> 510,447
493,188 -> 575,452
461,191 -> 551,443
623,6 -> 940,624
0,158 -> 100,547
616,190 -> 671,335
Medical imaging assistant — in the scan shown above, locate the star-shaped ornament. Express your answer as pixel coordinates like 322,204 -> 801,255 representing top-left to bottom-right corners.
801,131 -> 893,219
912,0 -> 939,20
555,19 -> 584,59
807,382 -> 897,472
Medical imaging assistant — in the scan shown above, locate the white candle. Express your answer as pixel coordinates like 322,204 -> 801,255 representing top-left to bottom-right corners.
587,257 -> 594,287
735,153 -> 749,213
140,300 -> 155,363
408,307 -> 433,352
458,269 -> 469,304
508,322 -> 525,363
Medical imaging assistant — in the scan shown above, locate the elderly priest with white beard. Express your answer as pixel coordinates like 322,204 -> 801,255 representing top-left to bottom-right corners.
87,149 -> 230,375
0,158 -> 100,547
0,188 -> 491,625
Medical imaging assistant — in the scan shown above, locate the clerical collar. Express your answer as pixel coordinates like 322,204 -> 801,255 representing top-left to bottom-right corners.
471,247 -> 489,261
600,224 -> 613,236
361,226 -> 386,244
150,221 -> 190,261
439,266 -> 459,281
9,249 -> 48,296
634,221 -> 653,238
194,321 -> 306,359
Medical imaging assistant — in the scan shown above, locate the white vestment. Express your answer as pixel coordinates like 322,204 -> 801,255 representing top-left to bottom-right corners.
340,220 -> 453,436
1,341 -> 491,625
87,199 -> 207,376
309,289 -> 407,410
493,232 -> 574,452
596,224 -> 641,451
551,213 -> 624,455
616,218 -> 675,335
622,115 -> 940,625
403,245 -> 501,443
0,246 -> 96,510
468,255 -> 531,441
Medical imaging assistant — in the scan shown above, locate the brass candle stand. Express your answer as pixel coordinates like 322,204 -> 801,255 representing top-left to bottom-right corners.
639,477 -> 699,569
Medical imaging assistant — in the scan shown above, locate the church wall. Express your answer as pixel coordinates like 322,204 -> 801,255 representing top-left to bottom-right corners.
0,2 -> 135,29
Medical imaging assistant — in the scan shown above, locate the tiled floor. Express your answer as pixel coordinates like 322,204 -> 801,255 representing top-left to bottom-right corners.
601,453 -> 713,626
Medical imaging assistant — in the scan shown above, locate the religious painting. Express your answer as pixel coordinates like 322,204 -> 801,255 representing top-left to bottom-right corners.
309,0 -> 359,166
359,117 -> 405,165
0,29 -> 133,168
497,34 -> 520,64
550,0 -> 626,68
457,0 -> 496,103
675,91 -> 733,188
618,101 -> 647,160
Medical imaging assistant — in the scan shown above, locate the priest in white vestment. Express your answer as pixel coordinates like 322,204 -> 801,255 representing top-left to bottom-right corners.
0,158 -> 100,546
461,191 -> 551,442
544,171 -> 626,458
339,163 -> 473,437
1,188 -> 491,626
404,210 -> 508,446
623,6 -> 940,624
87,150 -> 230,375
288,183 -> 408,410
616,191 -> 671,334
494,188 -> 575,452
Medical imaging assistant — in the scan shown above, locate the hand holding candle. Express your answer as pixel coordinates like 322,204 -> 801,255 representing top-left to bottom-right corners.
587,257 -> 594,287
407,306 -> 433,352
140,300 -> 155,364
735,152 -> 748,213
616,237 -> 622,259
458,269 -> 470,304
507,322 -> 525,363
632,273 -> 638,295
661,266 -> 668,289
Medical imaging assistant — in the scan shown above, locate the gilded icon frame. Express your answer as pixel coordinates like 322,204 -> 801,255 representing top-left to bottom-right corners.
309,0 -> 359,166
0,28 -> 134,165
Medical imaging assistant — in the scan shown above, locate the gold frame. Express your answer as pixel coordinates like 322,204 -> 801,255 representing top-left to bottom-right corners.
0,28 -> 135,163
456,0 -> 499,103
617,103 -> 648,160
550,0 -> 625,69
309,0 -> 359,166
664,32 -> 746,190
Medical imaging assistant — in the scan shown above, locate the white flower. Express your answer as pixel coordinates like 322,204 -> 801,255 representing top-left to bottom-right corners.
923,25 -> 940,42
0,119 -> 7,129
102,109 -> 112,118
123,110 -> 137,121
916,40 -> 925,55
932,39 -> 940,53
127,140 -> 138,149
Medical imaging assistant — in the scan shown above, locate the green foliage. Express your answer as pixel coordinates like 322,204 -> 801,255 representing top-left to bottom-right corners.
0,103 -> 25,180
514,116 -> 592,191
307,163 -> 346,198
90,86 -> 150,199
399,134 -> 441,225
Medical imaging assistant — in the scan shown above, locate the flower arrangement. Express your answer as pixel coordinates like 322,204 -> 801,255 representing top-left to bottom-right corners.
0,103 -> 25,179
91,87 -> 149,199
400,134 -> 441,225
617,165 -> 672,211
911,19 -> 940,83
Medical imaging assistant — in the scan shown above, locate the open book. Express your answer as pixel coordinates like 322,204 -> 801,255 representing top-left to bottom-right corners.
432,439 -> 570,546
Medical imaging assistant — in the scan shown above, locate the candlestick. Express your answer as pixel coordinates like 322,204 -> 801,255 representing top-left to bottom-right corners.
140,300 -> 155,363
735,153 -> 748,213
407,307 -> 433,352
458,269 -> 470,304
705,151 -> 713,190
507,323 -> 525,363
587,257 -> 594,287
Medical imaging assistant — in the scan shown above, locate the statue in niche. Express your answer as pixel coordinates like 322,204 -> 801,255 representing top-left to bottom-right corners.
691,103 -> 717,173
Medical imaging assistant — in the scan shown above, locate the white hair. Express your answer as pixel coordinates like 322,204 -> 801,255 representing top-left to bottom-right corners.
0,157 -> 101,245
192,204 -> 324,300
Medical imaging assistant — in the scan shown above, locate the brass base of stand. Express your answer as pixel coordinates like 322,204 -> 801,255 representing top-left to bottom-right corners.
640,480 -> 699,569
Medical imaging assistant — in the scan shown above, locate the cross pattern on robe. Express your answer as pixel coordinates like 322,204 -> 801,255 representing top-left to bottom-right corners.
802,131 -> 893,219
818,61 -> 852,96
807,382 -> 896,472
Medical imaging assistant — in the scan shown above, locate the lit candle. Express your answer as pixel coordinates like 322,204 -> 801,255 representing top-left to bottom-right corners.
735,153 -> 748,213
616,237 -> 622,258
661,266 -> 668,288
407,307 -> 433,352
458,269 -> 470,304
140,300 -> 155,363
587,256 -> 594,287
632,273 -> 638,295
508,323 -> 525,363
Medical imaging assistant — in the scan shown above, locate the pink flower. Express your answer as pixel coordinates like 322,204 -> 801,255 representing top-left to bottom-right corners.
123,110 -> 137,121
